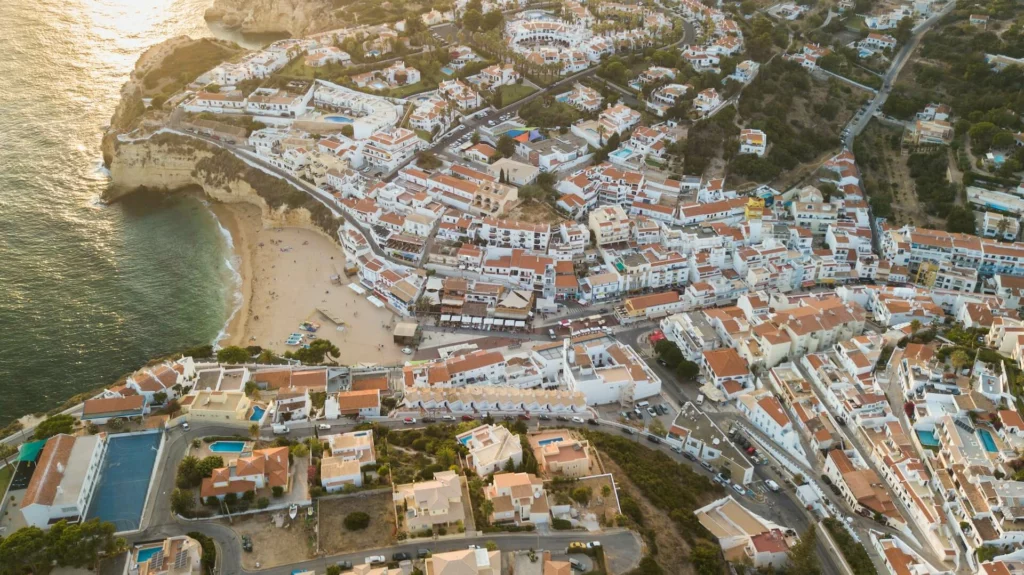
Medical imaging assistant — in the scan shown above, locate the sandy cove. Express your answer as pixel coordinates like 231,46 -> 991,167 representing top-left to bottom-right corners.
210,202 -> 407,366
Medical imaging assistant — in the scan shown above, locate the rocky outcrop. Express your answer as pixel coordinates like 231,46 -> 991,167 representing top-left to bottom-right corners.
204,0 -> 337,36
102,36 -> 228,166
105,133 -> 335,233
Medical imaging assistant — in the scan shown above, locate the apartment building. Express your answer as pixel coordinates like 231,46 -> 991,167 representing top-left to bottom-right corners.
823,449 -> 900,523
667,404 -> 754,484
362,127 -> 421,171
588,205 -> 632,246
737,392 -> 800,452
478,218 -> 551,251
696,497 -> 794,569
560,337 -> 662,405
702,348 -> 753,399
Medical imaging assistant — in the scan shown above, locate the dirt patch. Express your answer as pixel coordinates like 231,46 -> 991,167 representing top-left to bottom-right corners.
856,120 -> 945,227
600,457 -> 696,575
319,491 -> 397,554
506,199 -> 565,225
576,475 -> 619,524
229,511 -> 315,569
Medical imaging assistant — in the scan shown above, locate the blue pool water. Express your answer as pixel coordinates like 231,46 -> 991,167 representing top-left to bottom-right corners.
136,547 -> 162,563
441,67 -> 455,75
916,430 -> 939,447
85,431 -> 161,532
555,94 -> 569,102
210,441 -> 246,453
538,437 -> 564,446
978,429 -> 998,453
459,436 -> 471,445
325,116 -> 353,123
249,406 -> 265,421
611,147 -> 633,158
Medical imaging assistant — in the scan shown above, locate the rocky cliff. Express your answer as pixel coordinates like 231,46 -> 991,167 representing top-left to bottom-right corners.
204,0 -> 337,36
104,133 -> 336,233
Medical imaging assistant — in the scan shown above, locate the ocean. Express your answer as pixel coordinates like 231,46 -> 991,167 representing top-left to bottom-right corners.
0,0 -> 267,425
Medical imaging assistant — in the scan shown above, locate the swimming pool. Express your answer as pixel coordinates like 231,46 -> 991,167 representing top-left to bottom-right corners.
610,147 -> 634,158
459,436 -> 471,445
441,67 -> 455,75
538,437 -> 564,446
250,406 -> 266,422
136,546 -> 162,564
325,115 -> 353,123
916,430 -> 939,447
978,429 -> 998,453
210,441 -> 247,453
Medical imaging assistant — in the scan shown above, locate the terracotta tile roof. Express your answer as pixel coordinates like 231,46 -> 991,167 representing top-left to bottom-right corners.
703,348 -> 749,378
335,389 -> 380,411
83,395 -> 145,417
22,434 -> 76,507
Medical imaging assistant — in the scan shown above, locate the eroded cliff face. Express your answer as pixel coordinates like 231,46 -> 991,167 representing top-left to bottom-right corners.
105,134 -> 328,231
204,0 -> 337,36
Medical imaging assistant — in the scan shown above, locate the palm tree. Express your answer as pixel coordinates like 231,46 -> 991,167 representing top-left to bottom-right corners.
909,319 -> 921,336
0,443 -> 16,468
249,423 -> 260,439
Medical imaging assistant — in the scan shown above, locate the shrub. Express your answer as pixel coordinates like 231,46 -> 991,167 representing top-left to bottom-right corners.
344,511 -> 371,531
272,486 -> 284,497
822,518 -> 878,575
187,531 -> 217,573
256,497 -> 270,509
552,518 -> 573,530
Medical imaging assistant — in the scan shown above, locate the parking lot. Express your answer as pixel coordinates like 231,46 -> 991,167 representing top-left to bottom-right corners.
595,394 -> 675,433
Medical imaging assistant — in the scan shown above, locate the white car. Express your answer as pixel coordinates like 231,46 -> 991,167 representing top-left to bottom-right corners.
317,424 -> 331,431
181,422 -> 190,430
571,416 -> 584,423
365,556 -> 386,565
402,347 -> 414,355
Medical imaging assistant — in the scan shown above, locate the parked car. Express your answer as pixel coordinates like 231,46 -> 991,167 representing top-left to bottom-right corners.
621,426 -> 634,435
393,552 -> 411,561
517,414 -> 531,420
647,407 -> 658,417
503,414 -> 514,421
403,418 -> 416,425
538,414 -> 551,420
567,542 -> 587,552
317,424 -> 331,431
556,415 -> 570,421
732,483 -> 745,495
714,473 -> 728,485
700,460 -> 714,472
683,452 -> 696,462
442,415 -> 456,421
646,435 -> 660,444
659,404 -> 670,415
569,558 -> 585,571
366,556 -> 386,565
417,549 -> 430,559
336,561 -> 352,570
571,416 -> 584,423
182,422 -> 190,430
765,479 -> 780,492
421,417 -> 436,423
461,415 -> 475,421
586,418 -> 599,425
587,542 -> 601,549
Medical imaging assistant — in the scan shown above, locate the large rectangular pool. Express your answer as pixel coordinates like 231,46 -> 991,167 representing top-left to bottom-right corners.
210,441 -> 246,453
978,429 -> 998,453
85,431 -> 161,532
538,437 -> 564,446
136,546 -> 162,564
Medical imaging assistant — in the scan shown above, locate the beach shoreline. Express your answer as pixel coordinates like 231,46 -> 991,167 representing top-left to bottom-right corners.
207,201 -> 408,365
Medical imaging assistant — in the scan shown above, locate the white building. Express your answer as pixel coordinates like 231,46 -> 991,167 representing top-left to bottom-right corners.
456,424 -> 524,476
739,129 -> 767,156
362,127 -> 422,171
561,337 -> 661,405
20,434 -> 108,529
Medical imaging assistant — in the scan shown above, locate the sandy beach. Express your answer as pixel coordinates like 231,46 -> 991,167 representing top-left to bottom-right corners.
210,202 -> 407,366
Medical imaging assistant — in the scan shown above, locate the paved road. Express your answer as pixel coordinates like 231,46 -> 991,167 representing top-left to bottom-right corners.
843,0 -> 955,148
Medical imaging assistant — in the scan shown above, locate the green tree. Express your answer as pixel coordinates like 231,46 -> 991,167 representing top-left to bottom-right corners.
951,350 -> 971,372
946,206 -> 976,234
894,16 -> 914,44
216,346 -> 251,364
290,443 -> 310,458
196,456 -> 225,478
675,360 -> 700,380
463,9 -> 482,31
417,150 -> 443,170
0,443 -> 17,468
570,486 -> 593,505
285,339 -> 340,364
344,511 -> 371,530
649,419 -> 666,436
177,455 -> 202,488
170,489 -> 196,515
788,526 -> 822,575
496,134 -> 517,158
691,541 -> 724,575
34,414 -> 76,440
249,423 -> 260,439
0,526 -> 50,574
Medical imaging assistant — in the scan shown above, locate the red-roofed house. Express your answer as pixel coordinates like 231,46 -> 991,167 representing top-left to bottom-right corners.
200,446 -> 290,500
